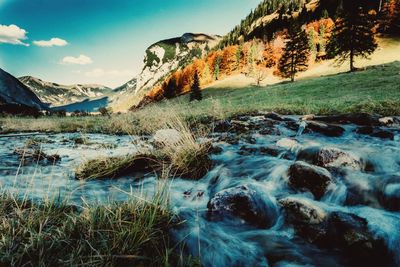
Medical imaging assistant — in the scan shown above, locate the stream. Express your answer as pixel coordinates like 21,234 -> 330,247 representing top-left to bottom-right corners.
0,113 -> 399,267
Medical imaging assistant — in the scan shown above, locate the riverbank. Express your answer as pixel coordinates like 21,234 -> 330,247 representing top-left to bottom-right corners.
1,61 -> 400,135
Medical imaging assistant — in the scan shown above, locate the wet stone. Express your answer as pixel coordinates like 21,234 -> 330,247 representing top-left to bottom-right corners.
306,121 -> 345,137
288,161 -> 333,199
297,146 -> 363,170
356,126 -> 395,140
207,184 -> 279,228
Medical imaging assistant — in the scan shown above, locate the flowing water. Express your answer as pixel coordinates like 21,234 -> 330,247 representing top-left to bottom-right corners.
0,116 -> 399,266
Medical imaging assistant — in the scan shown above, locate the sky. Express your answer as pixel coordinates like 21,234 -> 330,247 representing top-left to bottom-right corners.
0,0 -> 260,87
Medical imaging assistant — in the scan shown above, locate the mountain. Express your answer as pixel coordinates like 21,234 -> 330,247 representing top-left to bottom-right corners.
19,76 -> 113,107
0,68 -> 46,110
115,33 -> 221,95
109,33 -> 221,112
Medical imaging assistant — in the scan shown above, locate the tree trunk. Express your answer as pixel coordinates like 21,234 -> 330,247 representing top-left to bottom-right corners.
291,54 -> 295,82
350,48 -> 355,72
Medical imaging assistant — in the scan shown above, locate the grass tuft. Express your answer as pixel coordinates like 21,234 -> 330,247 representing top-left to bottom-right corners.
75,154 -> 160,180
0,186 -> 188,267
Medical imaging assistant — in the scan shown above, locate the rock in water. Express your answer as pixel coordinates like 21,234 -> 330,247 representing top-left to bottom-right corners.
207,184 -> 278,228
277,138 -> 298,150
312,113 -> 382,126
297,146 -> 362,170
278,197 -> 327,224
288,161 -> 333,199
153,129 -> 182,146
306,121 -> 345,137
264,112 -> 285,121
279,198 -> 392,266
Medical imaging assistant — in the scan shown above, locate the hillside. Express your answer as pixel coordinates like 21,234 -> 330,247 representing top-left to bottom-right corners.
128,0 -> 399,111
140,60 -> 400,117
0,68 -> 46,112
218,0 -> 384,47
109,33 -> 221,111
19,76 -> 113,106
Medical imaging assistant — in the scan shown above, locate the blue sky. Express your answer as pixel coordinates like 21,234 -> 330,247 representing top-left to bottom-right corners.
0,0 -> 259,87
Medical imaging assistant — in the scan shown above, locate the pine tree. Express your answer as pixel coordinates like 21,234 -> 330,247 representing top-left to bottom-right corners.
163,77 -> 177,99
190,71 -> 202,102
327,4 -> 377,72
214,56 -> 221,80
278,24 -> 310,82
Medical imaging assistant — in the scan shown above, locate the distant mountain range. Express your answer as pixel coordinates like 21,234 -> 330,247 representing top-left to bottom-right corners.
0,68 -> 46,112
19,76 -> 113,107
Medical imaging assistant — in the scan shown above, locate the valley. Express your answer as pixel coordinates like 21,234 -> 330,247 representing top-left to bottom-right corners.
0,0 -> 399,266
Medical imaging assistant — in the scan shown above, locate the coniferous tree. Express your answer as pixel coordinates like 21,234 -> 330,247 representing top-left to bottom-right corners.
278,24 -> 310,82
214,56 -> 221,80
189,71 -> 202,102
163,77 -> 177,99
327,3 -> 377,72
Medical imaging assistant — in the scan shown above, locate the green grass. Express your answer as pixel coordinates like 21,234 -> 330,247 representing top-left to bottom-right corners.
1,61 -> 399,135
161,61 -> 400,117
0,188 -> 193,267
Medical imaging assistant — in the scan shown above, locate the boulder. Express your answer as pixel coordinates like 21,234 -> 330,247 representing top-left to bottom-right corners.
264,112 -> 285,121
301,114 -> 316,121
326,211 -> 390,266
288,161 -> 333,199
356,126 -> 395,140
297,146 -> 362,170
154,129 -> 182,146
278,197 -> 327,224
306,121 -> 345,137
312,113 -> 381,126
279,199 -> 391,266
207,184 -> 278,228
276,138 -> 298,150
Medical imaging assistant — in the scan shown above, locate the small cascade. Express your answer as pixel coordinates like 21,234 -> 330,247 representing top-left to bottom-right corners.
296,121 -> 307,137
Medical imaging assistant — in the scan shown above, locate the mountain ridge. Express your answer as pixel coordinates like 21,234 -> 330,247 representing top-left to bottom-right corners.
19,76 -> 113,107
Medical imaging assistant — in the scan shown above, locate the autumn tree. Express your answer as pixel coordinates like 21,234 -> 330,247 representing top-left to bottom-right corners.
190,71 -> 202,102
378,0 -> 400,35
327,4 -> 377,72
278,24 -> 310,82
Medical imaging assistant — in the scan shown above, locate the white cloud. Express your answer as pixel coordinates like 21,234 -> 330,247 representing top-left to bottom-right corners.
33,37 -> 68,47
85,68 -> 133,78
61,54 -> 93,65
0,24 -> 29,46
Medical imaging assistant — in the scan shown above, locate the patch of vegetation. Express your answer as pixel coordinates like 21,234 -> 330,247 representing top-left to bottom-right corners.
24,136 -> 51,148
75,115 -> 212,180
145,49 -> 161,68
75,154 -> 160,180
0,191 -> 188,266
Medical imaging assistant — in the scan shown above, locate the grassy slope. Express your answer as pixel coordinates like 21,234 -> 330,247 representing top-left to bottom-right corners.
161,61 -> 400,116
